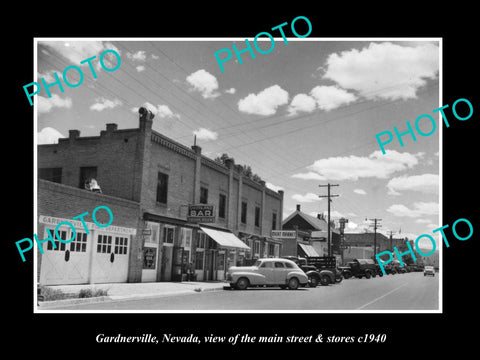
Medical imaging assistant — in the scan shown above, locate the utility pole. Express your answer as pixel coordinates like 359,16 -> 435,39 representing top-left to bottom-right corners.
367,218 -> 382,257
319,184 -> 339,257
387,230 -> 395,251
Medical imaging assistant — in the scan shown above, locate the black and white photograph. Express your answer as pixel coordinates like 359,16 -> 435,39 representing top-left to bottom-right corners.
6,6 -> 478,354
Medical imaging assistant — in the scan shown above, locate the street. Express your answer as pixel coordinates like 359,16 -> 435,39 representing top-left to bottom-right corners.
46,272 -> 439,311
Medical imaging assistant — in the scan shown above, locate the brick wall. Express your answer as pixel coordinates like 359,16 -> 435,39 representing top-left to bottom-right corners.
37,179 -> 142,283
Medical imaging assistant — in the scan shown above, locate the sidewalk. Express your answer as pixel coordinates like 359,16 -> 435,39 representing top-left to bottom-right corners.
38,281 -> 228,308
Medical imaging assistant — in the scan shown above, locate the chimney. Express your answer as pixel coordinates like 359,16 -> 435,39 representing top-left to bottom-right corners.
296,204 -> 301,211
69,129 -> 80,140
138,106 -> 154,132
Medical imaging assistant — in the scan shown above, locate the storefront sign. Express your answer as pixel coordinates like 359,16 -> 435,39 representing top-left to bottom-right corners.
187,204 -> 215,223
271,230 -> 297,238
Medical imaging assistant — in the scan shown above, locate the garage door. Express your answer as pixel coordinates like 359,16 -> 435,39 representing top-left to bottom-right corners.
40,226 -> 90,285
90,233 -> 130,283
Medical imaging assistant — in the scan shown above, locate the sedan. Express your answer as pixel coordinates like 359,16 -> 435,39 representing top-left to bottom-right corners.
424,266 -> 435,276
226,258 -> 309,290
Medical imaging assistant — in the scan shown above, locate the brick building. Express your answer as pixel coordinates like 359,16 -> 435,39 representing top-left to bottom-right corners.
37,107 -> 284,284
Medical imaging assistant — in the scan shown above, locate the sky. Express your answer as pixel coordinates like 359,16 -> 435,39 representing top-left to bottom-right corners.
34,38 -> 441,250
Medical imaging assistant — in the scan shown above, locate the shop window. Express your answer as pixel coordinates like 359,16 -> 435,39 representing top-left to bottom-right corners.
253,241 -> 260,257
255,206 -> 261,227
181,228 -> 192,248
38,167 -> 62,183
79,166 -> 97,189
268,243 -> 275,257
163,226 -> 175,244
156,172 -> 169,204
272,212 -> 277,230
114,236 -> 128,255
97,234 -> 112,253
195,250 -> 204,270
241,201 -> 247,224
218,194 -> 226,219
70,232 -> 87,252
196,232 -> 206,248
200,187 -> 208,204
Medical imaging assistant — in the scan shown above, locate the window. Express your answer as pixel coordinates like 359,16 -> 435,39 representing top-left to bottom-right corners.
39,168 -> 62,183
79,166 -> 97,189
241,201 -> 247,224
260,261 -> 273,268
195,251 -> 204,270
274,262 -> 285,268
285,261 -> 295,269
268,243 -> 275,257
181,228 -> 192,248
114,236 -> 128,255
200,187 -> 208,204
163,226 -> 175,244
97,235 -> 112,253
255,206 -> 261,227
46,228 -> 67,251
253,241 -> 260,255
196,232 -> 206,248
218,194 -> 226,219
272,212 -> 277,230
70,232 -> 87,252
156,172 -> 169,204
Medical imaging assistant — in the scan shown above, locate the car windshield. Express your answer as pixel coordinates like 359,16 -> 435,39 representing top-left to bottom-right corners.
254,260 -> 262,267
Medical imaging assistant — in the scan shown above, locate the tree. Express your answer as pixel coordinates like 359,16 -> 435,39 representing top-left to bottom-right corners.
214,153 -> 263,183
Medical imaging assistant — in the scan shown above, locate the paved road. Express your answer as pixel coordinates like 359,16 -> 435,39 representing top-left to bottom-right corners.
47,272 -> 439,311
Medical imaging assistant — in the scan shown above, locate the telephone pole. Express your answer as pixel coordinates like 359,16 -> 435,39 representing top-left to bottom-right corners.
319,184 -> 339,257
367,218 -> 382,257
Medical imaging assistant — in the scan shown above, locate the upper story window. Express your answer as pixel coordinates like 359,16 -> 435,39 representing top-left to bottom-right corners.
156,172 -> 169,204
272,212 -> 277,230
255,206 -> 261,227
200,187 -> 208,204
79,166 -> 97,189
218,194 -> 226,219
241,201 -> 247,224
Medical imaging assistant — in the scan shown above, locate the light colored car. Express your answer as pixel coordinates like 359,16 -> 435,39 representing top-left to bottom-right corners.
226,258 -> 309,290
424,266 -> 435,276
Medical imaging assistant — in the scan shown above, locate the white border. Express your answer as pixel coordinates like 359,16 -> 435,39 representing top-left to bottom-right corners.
33,37 -> 442,314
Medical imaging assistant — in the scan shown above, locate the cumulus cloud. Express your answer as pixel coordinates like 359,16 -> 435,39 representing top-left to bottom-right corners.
266,182 -> 283,192
40,41 -> 120,71
238,85 -> 289,116
90,98 -> 122,111
293,150 -> 423,181
323,42 -> 439,100
126,50 -> 147,62
37,127 -> 65,144
387,202 -> 439,217
291,192 -> 321,203
135,65 -> 145,72
131,102 -> 180,118
38,94 -> 72,114
287,93 -> 317,115
193,128 -> 218,141
310,85 -> 357,111
225,88 -> 236,94
353,189 -> 367,195
387,173 -> 439,195
186,69 -> 220,99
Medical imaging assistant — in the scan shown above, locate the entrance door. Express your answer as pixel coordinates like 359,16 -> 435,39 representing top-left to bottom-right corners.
91,233 -> 129,283
40,227 -> 90,285
172,246 -> 184,282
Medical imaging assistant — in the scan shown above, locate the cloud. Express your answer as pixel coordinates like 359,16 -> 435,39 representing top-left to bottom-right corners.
225,88 -> 236,94
131,102 -> 180,118
415,219 -> 431,224
294,150 -> 423,181
310,85 -> 357,111
387,174 -> 439,195
238,85 -> 289,116
126,50 -> 147,62
40,41 -> 120,71
323,42 -> 439,100
291,192 -> 321,203
37,127 -> 65,144
38,94 -> 72,114
135,65 -> 145,72
353,189 -> 367,195
193,128 -> 218,141
37,70 -> 57,83
90,98 -> 122,111
186,69 -> 220,99
322,210 -> 344,219
291,171 -> 326,181
287,93 -> 317,115
266,182 -> 283,192
387,202 -> 439,218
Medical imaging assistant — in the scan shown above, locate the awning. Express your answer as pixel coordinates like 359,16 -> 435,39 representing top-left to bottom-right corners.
200,226 -> 251,251
298,243 -> 320,257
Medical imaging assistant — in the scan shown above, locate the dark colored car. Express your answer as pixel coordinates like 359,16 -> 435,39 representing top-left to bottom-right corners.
339,259 -> 380,279
281,256 -> 335,286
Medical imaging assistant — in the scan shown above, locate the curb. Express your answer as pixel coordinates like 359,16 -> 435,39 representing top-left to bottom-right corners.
38,285 -> 226,309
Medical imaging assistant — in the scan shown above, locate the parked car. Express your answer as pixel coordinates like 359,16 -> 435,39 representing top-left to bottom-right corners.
339,259 -> 378,279
281,256 -> 335,286
424,265 -> 435,276
226,258 -> 309,290
306,256 -> 344,284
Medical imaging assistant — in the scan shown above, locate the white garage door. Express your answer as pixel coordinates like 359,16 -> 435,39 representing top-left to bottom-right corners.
90,233 -> 130,283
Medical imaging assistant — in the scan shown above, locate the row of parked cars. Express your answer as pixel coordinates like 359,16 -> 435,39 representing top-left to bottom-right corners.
225,256 -> 434,290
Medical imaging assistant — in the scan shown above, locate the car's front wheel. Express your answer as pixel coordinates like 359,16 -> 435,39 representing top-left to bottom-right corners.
235,277 -> 249,290
320,274 -> 331,286
308,275 -> 319,288
288,277 -> 300,290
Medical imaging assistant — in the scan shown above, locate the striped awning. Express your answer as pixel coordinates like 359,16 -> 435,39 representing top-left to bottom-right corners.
298,243 -> 320,257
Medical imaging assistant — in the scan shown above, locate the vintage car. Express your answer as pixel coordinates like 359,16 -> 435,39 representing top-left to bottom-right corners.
281,256 -> 336,287
339,258 -> 380,279
226,258 -> 309,290
424,265 -> 435,276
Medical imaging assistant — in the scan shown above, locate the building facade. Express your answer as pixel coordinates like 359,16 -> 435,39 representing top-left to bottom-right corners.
37,107 -> 284,285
